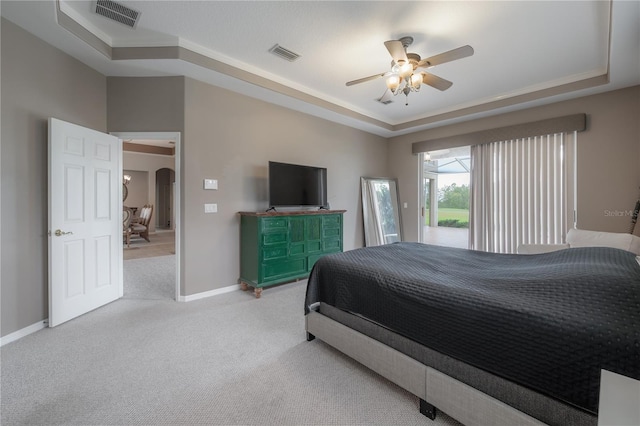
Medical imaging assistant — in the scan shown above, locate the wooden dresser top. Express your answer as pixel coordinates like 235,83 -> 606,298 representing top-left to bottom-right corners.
238,210 -> 346,217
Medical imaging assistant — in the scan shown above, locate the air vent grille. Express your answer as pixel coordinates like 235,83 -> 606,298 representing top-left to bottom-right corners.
377,98 -> 393,105
269,44 -> 301,62
95,0 -> 140,28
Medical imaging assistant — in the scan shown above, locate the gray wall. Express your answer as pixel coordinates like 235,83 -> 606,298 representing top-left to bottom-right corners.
1,19 -> 108,336
107,77 -> 185,134
388,86 -> 640,241
182,78 -> 388,296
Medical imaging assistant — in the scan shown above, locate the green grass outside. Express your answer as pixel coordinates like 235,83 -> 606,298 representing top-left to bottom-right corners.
425,207 -> 469,227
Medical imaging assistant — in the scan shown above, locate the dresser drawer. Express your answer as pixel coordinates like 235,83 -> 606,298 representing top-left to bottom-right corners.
262,258 -> 307,281
323,215 -> 341,228
323,227 -> 341,238
262,245 -> 288,261
262,232 -> 288,245
307,240 -> 322,253
323,237 -> 342,251
261,217 -> 288,231
290,242 -> 306,256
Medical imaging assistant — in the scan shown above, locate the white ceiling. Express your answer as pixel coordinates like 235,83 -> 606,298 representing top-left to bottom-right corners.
2,1 -> 639,137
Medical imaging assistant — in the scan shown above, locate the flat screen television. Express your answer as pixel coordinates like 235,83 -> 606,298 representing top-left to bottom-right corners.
268,161 -> 327,209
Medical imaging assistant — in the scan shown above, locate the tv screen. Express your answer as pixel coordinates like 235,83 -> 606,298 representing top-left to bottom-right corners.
269,161 -> 327,208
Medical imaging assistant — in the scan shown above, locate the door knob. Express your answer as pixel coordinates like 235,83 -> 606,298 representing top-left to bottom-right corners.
54,229 -> 73,236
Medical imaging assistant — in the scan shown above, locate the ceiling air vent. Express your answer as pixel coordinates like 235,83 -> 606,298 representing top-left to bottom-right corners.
377,98 -> 393,105
269,44 -> 301,62
94,0 -> 141,28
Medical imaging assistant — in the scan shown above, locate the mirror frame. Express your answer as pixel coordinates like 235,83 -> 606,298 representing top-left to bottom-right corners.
361,176 -> 403,246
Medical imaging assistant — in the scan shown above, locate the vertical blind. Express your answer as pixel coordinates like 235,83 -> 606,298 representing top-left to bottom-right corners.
470,132 -> 576,253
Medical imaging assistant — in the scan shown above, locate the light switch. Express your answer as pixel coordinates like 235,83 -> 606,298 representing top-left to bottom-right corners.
204,203 -> 217,213
403,202 -> 408,208
204,179 -> 218,190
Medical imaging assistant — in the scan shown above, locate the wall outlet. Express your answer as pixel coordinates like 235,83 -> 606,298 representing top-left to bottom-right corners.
204,203 -> 217,213
204,179 -> 218,190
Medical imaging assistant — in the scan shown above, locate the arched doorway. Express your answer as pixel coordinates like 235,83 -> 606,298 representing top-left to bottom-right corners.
156,168 -> 175,230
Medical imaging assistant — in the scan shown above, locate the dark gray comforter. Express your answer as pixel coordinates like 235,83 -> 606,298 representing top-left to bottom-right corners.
304,243 -> 640,414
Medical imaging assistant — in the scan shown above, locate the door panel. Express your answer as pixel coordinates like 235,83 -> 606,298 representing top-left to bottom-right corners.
65,165 -> 84,221
95,236 -> 112,288
49,118 -> 122,327
95,169 -> 111,219
64,240 -> 85,298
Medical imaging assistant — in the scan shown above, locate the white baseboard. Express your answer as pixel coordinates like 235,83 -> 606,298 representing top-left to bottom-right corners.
2,285 -> 241,344
0,319 -> 48,347
178,284 -> 240,302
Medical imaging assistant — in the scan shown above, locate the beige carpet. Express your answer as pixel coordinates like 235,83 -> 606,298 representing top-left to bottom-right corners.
124,254 -> 175,300
124,230 -> 175,260
1,282 -> 462,425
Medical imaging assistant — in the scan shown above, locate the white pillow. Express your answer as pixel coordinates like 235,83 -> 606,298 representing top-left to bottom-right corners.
566,228 -> 640,255
517,244 -> 570,254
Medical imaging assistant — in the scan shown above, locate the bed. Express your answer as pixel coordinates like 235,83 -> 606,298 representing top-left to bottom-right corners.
304,242 -> 640,425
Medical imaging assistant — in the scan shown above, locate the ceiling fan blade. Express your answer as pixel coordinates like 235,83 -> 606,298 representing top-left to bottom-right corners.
417,45 -> 474,68
384,40 -> 408,64
346,72 -> 387,86
421,72 -> 453,91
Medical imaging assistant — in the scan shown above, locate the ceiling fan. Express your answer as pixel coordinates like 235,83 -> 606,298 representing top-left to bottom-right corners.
346,36 -> 474,105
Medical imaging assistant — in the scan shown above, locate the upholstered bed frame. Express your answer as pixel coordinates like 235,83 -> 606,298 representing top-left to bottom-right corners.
304,228 -> 640,425
306,304 -> 597,426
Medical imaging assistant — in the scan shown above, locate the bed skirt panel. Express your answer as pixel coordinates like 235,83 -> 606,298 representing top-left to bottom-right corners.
306,310 -> 427,400
306,309 -> 597,426
426,367 -> 542,426
307,311 -> 547,425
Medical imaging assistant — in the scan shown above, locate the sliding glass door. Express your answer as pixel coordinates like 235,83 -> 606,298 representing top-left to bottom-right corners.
419,148 -> 470,249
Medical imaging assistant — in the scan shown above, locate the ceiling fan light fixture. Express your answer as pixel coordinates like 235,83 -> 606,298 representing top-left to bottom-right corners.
346,37 -> 474,107
399,62 -> 413,79
386,75 -> 401,92
410,73 -> 422,90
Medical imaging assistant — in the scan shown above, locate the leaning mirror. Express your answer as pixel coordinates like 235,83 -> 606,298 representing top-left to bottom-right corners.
361,177 -> 403,246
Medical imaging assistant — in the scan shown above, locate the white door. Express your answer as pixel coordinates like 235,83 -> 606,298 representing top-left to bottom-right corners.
48,118 -> 123,327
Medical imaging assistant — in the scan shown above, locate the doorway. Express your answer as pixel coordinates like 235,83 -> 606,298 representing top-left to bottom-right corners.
113,132 -> 181,301
419,147 -> 470,249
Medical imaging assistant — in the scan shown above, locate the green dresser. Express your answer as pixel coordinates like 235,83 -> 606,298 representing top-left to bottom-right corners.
239,210 -> 345,298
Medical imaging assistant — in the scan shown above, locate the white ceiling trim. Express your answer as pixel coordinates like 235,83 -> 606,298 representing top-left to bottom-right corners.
58,0 -> 114,46
386,68 -> 604,126
52,0 -> 618,137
